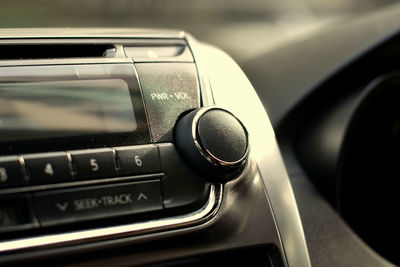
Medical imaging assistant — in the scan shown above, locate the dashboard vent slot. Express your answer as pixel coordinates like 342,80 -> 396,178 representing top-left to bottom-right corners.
0,44 -> 116,60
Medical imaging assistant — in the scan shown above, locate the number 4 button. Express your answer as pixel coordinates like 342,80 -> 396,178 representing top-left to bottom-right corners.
23,153 -> 73,185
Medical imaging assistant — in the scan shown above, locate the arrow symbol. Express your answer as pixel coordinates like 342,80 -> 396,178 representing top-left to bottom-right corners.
44,163 -> 54,176
137,193 -> 148,201
56,202 -> 68,211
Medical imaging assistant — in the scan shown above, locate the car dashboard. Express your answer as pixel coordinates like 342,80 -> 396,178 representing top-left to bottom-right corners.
0,29 -> 310,266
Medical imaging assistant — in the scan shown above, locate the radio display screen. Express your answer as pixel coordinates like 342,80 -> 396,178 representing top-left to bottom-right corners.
0,79 -> 137,142
0,64 -> 150,155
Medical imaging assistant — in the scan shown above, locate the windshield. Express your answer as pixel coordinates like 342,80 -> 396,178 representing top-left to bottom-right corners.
0,0 -> 396,64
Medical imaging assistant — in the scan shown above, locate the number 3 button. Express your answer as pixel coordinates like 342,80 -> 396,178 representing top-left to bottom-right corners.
116,145 -> 160,175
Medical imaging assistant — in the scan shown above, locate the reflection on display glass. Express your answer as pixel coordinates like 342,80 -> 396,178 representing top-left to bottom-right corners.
0,79 -> 136,142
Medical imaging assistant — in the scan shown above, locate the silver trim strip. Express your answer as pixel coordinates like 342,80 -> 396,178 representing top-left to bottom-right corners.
0,173 -> 165,195
184,33 -> 215,106
0,184 -> 221,254
0,28 -> 184,39
17,156 -> 29,184
66,152 -> 75,178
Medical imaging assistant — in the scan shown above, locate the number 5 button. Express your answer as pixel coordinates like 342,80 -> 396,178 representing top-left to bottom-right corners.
70,148 -> 117,179
115,145 -> 160,175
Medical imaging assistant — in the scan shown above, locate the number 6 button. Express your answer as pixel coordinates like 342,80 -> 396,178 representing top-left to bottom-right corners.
115,145 -> 160,176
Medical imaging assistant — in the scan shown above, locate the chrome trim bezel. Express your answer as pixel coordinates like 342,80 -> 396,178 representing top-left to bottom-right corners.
184,33 -> 215,106
0,184 -> 221,254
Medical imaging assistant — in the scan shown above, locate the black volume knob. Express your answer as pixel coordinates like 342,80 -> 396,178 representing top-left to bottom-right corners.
174,107 -> 249,182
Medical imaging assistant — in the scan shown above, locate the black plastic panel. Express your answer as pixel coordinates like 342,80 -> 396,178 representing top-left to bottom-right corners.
116,145 -> 160,175
0,194 -> 37,233
136,63 -> 200,142
273,12 -> 400,267
24,152 -> 74,185
34,180 -> 163,227
0,44 -> 115,60
0,156 -> 26,188
157,143 -> 210,214
0,63 -> 151,155
0,162 -> 284,267
70,148 -> 117,180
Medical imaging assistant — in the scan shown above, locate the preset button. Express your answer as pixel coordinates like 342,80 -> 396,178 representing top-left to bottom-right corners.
0,156 -> 25,188
24,153 -> 74,185
116,145 -> 160,175
70,148 -> 117,179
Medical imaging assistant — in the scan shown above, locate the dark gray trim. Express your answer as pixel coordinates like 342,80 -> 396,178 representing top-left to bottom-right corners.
242,3 -> 400,126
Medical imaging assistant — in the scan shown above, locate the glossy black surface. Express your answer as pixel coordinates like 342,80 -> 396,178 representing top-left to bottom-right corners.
24,152 -> 73,185
115,145 -> 160,175
0,64 -> 151,155
135,63 -> 200,143
70,148 -> 117,179
0,79 -> 136,142
0,44 -> 114,60
158,143 -> 211,214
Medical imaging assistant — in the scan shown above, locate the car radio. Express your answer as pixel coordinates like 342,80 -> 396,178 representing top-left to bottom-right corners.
0,34 -> 218,233
0,29 -> 310,267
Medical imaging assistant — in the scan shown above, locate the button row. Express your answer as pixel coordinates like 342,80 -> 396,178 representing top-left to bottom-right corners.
0,145 -> 160,189
1,180 -> 162,233
0,144 -> 212,236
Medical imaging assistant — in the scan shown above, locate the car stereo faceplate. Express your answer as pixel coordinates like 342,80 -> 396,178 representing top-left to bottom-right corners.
0,29 -> 310,267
